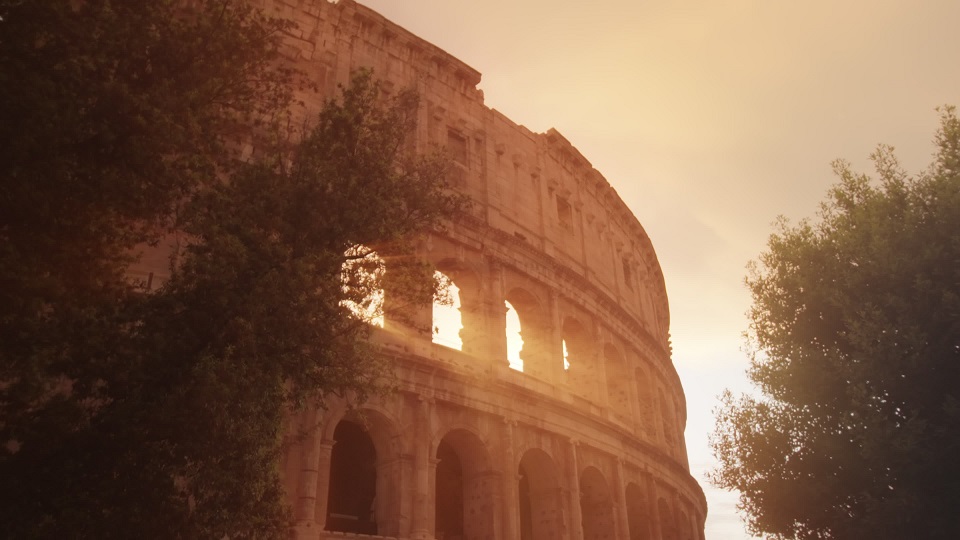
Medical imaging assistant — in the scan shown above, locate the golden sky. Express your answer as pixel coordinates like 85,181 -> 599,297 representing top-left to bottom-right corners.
359,1 -> 960,536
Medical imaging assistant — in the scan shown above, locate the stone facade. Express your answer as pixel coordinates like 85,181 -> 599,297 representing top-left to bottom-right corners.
249,1 -> 705,538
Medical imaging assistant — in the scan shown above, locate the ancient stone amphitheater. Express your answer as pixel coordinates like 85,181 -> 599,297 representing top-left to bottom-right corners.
254,1 -> 707,539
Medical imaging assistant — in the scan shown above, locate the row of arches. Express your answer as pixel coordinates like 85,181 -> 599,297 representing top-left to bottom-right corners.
429,271 -> 684,458
341,250 -> 685,459
293,406 -> 703,540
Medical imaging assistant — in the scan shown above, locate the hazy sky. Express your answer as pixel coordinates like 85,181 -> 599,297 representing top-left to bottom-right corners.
358,1 -> 960,537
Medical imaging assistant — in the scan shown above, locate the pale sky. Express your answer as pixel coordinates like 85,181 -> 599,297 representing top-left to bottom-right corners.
358,1 -> 960,537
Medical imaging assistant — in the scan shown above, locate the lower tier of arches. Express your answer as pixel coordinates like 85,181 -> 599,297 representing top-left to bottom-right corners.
284,391 -> 705,540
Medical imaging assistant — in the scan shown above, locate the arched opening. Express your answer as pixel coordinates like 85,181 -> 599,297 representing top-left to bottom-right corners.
505,289 -> 550,379
563,318 -> 596,401
625,482 -> 652,540
659,389 -> 677,454
432,270 -> 462,350
604,344 -> 632,420
340,245 -> 385,327
435,429 -> 496,540
657,498 -> 676,540
435,440 -> 464,538
679,509 -> 693,540
326,420 -> 378,534
506,301 -> 524,371
518,449 -> 564,540
635,365 -> 656,439
580,467 -> 616,540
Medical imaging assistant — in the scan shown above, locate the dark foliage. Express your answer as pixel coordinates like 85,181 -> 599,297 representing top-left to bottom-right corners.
711,108 -> 960,539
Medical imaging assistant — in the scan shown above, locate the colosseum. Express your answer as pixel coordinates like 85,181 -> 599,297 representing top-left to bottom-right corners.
249,1 -> 707,539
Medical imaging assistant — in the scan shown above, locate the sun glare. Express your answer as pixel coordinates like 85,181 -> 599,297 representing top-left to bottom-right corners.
340,245 -> 384,327
432,271 -> 462,350
505,300 -> 523,371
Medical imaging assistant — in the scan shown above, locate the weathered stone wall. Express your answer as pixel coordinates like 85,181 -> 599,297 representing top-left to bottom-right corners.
259,1 -> 705,538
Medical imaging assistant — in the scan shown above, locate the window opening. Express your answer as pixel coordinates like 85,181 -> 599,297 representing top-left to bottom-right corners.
505,300 -> 523,371
556,196 -> 573,231
434,440 -> 464,539
327,421 -> 377,534
446,129 -> 468,165
341,245 -> 384,327
446,130 -> 468,187
432,271 -> 462,350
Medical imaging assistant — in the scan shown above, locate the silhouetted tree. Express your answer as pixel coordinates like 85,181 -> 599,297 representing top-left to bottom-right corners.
711,108 -> 960,540
0,2 -> 463,537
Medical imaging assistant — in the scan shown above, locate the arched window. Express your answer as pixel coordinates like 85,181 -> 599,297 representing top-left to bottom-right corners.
435,440 -> 464,537
435,429 -> 495,539
518,449 -> 564,540
563,317 -> 596,400
580,467 -> 616,540
432,270 -> 462,350
625,482 -> 652,540
505,289 -> 550,378
341,245 -> 384,327
326,420 -> 377,534
505,300 -> 524,371
658,498 -> 677,540
659,388 -> 677,453
604,344 -> 633,420
635,365 -> 657,439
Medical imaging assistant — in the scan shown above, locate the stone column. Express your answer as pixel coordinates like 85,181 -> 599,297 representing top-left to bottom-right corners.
487,258 -> 508,366
411,396 -> 434,539
427,457 -> 441,539
644,472 -> 662,540
613,459 -> 630,540
295,410 -> 324,523
548,291 -> 564,384
293,408 -> 335,540
501,418 -> 520,540
566,439 -> 584,540
311,440 -> 335,529
593,322 -> 608,408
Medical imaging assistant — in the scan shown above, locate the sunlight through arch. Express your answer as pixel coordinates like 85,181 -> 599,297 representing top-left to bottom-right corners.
432,270 -> 462,350
340,245 -> 384,327
505,300 -> 523,371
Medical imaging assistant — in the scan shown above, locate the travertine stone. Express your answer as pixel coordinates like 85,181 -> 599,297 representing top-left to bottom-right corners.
133,1 -> 708,538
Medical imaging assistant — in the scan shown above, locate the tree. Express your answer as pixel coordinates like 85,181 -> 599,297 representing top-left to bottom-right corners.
1,1 -> 464,536
711,108 -> 960,540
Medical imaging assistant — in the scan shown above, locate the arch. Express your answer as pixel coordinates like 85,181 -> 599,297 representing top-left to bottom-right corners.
604,343 -> 633,420
432,270 -> 463,350
657,497 -> 677,540
679,509 -> 693,540
505,300 -> 524,371
340,244 -> 385,327
434,428 -> 496,540
634,364 -> 656,440
322,408 -> 402,537
579,466 -> 616,540
326,420 -> 378,534
518,448 -> 564,540
658,388 -> 677,454
563,317 -> 596,401
625,482 -> 652,540
505,288 -> 551,379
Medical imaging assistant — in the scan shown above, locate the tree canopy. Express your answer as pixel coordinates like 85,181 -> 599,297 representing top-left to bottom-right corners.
1,2 -> 463,537
711,108 -> 960,540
